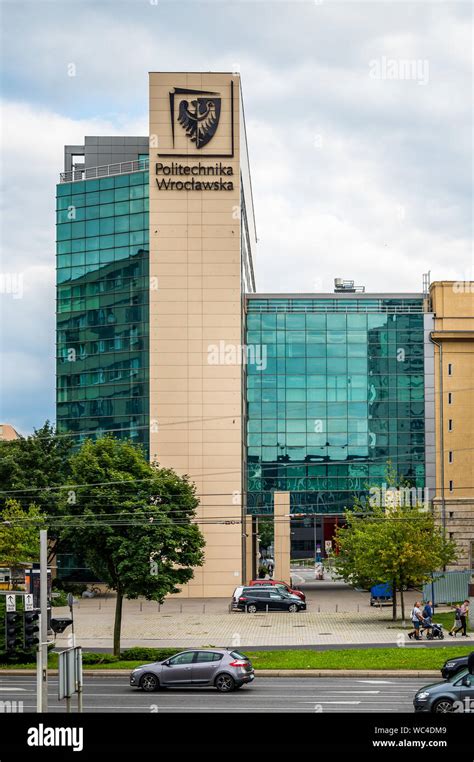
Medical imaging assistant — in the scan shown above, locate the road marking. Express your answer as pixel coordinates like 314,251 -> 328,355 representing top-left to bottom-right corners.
0,687 -> 26,692
301,700 -> 361,705
357,680 -> 394,684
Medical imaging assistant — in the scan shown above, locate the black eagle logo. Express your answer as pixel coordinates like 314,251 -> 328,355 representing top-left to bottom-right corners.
177,97 -> 221,149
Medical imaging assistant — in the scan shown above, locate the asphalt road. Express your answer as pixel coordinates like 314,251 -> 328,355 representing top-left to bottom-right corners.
0,674 -> 430,713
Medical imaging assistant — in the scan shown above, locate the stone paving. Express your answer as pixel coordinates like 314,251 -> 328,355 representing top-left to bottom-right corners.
54,595 -> 473,650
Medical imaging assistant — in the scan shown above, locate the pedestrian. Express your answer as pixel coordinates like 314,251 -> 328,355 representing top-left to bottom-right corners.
459,600 -> 470,637
267,559 -> 274,578
408,601 -> 424,640
448,603 -> 462,636
421,600 -> 434,637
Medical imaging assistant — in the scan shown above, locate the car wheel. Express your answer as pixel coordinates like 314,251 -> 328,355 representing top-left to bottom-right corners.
433,698 -> 455,713
247,604 -> 257,613
140,673 -> 159,692
288,603 -> 299,613
215,673 -> 235,693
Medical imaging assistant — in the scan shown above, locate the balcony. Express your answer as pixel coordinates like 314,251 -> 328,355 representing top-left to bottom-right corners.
60,158 -> 149,183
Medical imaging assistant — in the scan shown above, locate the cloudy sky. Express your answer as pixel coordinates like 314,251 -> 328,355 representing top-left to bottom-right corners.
0,0 -> 472,434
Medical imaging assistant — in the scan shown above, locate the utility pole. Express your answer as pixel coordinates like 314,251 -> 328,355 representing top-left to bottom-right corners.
39,529 -> 48,712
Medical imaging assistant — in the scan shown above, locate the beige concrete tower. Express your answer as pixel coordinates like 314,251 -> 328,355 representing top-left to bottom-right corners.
148,73 -> 256,597
430,281 -> 474,569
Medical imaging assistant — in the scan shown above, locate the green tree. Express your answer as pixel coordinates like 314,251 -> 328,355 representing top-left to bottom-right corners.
333,486 -> 457,621
0,422 -> 73,561
0,499 -> 45,566
257,516 -> 274,553
59,437 -> 205,655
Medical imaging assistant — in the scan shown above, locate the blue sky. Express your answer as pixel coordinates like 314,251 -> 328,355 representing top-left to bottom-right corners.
0,0 -> 472,435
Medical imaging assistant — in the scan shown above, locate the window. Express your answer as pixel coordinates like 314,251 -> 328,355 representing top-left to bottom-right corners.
449,480 -> 454,492
448,419 -> 453,431
168,651 -> 195,665
448,363 -> 453,376
449,451 -> 453,464
195,651 -> 222,663
448,392 -> 452,404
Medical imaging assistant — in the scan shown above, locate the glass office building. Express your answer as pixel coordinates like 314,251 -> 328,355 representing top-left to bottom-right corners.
245,294 -> 429,554
56,163 -> 150,453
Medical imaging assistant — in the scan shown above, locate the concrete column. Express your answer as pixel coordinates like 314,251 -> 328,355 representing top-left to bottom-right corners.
244,515 -> 254,585
274,492 -> 291,582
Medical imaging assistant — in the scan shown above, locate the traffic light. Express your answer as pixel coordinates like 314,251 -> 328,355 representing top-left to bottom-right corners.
5,612 -> 22,651
23,610 -> 40,649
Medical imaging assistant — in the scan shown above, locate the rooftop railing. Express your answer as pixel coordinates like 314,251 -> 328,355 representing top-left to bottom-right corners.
60,158 -> 149,183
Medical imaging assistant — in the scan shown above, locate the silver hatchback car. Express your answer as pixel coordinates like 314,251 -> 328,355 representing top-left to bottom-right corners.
129,648 -> 255,693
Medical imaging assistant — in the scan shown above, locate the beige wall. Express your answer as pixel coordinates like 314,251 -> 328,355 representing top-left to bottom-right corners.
149,73 -> 244,596
431,281 -> 474,569
273,492 -> 291,583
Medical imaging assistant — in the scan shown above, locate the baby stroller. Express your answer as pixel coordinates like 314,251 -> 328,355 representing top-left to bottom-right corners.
425,621 -> 444,640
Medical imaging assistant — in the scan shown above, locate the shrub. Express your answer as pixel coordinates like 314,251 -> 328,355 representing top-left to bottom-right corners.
120,647 -> 181,662
81,652 -> 120,665
52,581 -> 87,596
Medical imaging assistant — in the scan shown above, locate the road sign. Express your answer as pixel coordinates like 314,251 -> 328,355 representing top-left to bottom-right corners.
325,541 -> 332,553
6,594 -> 16,612
24,594 -> 34,612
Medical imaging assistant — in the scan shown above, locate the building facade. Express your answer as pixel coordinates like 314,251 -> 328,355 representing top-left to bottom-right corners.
430,281 -> 474,569
55,71 -> 473,595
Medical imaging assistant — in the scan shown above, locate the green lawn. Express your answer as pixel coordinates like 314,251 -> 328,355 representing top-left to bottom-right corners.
1,646 -> 472,672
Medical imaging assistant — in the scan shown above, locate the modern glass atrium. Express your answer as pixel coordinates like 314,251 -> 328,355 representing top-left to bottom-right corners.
245,296 -> 426,519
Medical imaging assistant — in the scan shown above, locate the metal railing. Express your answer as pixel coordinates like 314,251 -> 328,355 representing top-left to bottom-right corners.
60,158 -> 149,184
246,302 -> 425,314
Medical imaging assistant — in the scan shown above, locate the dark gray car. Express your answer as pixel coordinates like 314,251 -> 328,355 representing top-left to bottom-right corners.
129,649 -> 255,693
414,668 -> 474,713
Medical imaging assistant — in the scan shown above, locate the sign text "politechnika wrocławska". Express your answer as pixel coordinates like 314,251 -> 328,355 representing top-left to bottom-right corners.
155,162 -> 234,191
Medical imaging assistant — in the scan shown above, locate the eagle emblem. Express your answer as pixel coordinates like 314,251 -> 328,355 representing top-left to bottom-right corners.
177,97 -> 221,149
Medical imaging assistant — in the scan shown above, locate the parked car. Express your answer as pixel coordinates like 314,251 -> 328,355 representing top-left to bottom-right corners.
414,668 -> 474,713
441,653 -> 472,680
231,585 -> 302,609
235,588 -> 306,613
130,649 -> 255,693
248,579 -> 306,601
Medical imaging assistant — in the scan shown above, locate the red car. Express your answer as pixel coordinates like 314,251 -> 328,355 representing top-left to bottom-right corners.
248,579 -> 306,602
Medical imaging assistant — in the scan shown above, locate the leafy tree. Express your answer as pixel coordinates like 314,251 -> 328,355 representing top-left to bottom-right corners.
59,437 -> 205,655
0,499 -> 45,566
0,422 -> 73,561
333,485 -> 457,621
257,516 -> 274,552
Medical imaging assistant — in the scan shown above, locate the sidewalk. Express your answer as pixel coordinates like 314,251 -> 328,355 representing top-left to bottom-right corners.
54,597 -> 473,650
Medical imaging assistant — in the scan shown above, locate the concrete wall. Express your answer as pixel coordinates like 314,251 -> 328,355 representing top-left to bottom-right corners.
430,281 -> 474,570
148,73 -> 244,597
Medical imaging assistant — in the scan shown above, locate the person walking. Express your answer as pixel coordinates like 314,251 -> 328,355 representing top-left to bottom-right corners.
421,600 -> 434,637
459,600 -> 470,637
408,601 -> 424,640
448,603 -> 462,636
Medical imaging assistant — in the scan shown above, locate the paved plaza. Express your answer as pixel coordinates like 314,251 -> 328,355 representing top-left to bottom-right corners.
54,578 -> 471,650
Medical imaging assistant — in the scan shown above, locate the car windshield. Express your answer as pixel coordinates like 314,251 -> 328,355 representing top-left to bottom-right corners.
450,667 -> 469,683
230,651 -> 248,660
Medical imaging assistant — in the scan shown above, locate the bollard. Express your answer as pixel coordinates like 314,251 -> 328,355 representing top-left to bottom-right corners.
266,604 -> 268,613
140,600 -> 143,612
357,604 -> 359,613
318,605 -> 320,613
180,603 -> 183,614
336,604 -> 338,613
203,604 -> 205,614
